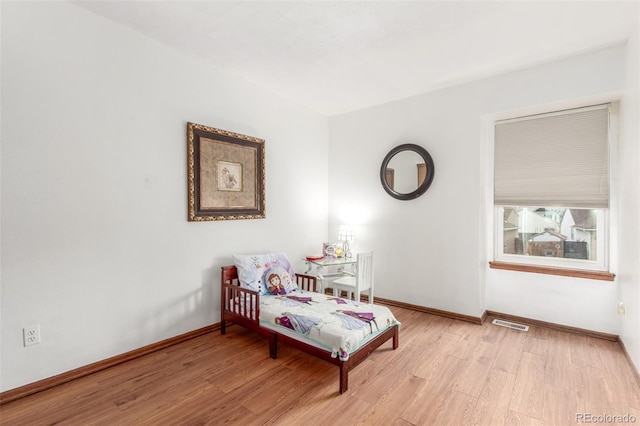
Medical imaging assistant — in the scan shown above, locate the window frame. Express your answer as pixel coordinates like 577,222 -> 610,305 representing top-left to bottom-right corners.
489,100 -> 618,280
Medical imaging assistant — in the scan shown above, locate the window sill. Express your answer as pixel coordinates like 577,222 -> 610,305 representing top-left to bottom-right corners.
489,261 -> 615,281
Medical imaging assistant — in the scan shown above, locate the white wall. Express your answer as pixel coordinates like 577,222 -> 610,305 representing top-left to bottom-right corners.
0,2 -> 329,391
3,1 -> 639,394
618,19 -> 640,376
329,43 -> 638,345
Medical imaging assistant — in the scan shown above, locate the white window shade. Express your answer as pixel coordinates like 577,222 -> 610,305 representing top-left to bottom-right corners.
494,104 -> 610,208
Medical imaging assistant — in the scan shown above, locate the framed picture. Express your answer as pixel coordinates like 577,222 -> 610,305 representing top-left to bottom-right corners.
217,161 -> 242,192
187,122 -> 265,221
323,242 -> 344,259
323,243 -> 338,259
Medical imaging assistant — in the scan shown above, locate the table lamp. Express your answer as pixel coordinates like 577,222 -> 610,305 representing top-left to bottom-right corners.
338,226 -> 354,258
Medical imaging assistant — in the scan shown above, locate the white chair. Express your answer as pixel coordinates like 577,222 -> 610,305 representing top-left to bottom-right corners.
331,252 -> 374,303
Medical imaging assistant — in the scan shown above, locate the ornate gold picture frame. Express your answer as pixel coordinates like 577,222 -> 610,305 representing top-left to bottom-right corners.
187,122 -> 265,221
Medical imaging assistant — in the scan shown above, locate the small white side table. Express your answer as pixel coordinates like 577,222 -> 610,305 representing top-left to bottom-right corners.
302,257 -> 357,294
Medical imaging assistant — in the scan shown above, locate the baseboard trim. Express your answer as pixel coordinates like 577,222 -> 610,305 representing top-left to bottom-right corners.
0,299 -> 483,405
485,310 -> 618,342
0,324 -> 219,405
375,297 -> 484,325
1,304 -> 630,405
618,337 -> 640,389
486,310 -> 640,384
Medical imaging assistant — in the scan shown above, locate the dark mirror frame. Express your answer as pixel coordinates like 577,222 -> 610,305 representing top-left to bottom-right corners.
380,143 -> 435,200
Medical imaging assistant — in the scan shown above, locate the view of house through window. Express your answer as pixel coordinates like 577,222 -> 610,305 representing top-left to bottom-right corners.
502,207 -> 600,261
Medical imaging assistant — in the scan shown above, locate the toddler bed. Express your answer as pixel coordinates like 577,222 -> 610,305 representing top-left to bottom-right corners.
220,255 -> 400,394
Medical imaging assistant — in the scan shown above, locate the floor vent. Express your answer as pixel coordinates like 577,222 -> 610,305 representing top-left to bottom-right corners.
492,319 -> 529,332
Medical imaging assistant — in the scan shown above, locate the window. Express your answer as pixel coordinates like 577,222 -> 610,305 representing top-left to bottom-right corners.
492,104 -> 614,278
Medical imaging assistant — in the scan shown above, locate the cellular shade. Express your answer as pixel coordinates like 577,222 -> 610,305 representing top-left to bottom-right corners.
494,104 -> 610,208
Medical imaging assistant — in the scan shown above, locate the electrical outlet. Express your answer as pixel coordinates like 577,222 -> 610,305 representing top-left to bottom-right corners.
23,325 -> 41,347
617,302 -> 626,316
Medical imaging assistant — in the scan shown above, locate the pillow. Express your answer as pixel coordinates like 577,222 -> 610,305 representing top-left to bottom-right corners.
232,253 -> 296,295
263,266 -> 296,295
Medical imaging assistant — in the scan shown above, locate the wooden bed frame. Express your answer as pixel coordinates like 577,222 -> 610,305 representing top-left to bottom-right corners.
220,265 -> 399,394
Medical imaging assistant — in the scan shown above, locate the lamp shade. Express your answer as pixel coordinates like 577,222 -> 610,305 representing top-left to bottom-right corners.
338,226 -> 354,241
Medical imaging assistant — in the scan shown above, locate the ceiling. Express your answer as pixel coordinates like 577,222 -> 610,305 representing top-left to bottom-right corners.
72,1 -> 638,116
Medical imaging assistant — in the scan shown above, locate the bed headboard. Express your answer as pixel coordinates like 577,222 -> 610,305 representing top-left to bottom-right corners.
221,265 -> 238,285
220,265 -> 318,292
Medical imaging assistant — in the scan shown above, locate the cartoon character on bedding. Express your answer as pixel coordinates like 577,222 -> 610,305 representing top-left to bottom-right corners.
271,296 -> 308,308
263,265 -> 295,295
275,312 -> 320,335
333,310 -> 379,333
334,347 -> 349,361
267,273 -> 287,295
284,295 -> 313,304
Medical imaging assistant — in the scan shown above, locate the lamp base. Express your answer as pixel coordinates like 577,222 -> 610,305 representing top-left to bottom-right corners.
343,241 -> 352,258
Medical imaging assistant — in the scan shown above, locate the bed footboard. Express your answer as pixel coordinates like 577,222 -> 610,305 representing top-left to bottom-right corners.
295,272 -> 318,292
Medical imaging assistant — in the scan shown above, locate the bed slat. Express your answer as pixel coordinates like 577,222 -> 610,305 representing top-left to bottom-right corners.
295,273 -> 318,292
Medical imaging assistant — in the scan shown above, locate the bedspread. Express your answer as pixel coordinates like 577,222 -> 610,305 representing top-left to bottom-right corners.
259,289 -> 400,361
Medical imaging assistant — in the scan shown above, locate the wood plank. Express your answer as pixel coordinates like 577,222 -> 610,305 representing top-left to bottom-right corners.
2,307 -> 640,425
509,351 -> 546,420
470,368 -> 517,426
491,327 -> 526,375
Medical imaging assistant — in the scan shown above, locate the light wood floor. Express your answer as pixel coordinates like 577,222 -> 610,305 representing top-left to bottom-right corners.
2,307 -> 640,425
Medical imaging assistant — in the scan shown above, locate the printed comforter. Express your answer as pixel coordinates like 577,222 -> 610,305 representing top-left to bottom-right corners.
259,289 -> 400,361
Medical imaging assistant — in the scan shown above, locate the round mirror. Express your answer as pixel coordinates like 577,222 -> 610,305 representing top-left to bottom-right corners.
380,143 -> 435,200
